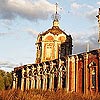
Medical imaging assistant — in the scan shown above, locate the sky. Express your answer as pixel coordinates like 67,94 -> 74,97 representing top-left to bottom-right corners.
0,0 -> 100,72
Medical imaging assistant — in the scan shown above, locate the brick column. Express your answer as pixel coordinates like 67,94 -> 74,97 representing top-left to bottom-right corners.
71,56 -> 76,92
58,72 -> 61,89
96,65 -> 99,93
67,56 -> 70,92
65,59 -> 68,91
31,67 -> 34,89
26,67 -> 30,90
43,63 -> 47,90
21,68 -> 25,91
49,62 -> 54,90
43,75 -> 47,90
98,50 -> 100,92
15,75 -> 18,89
38,76 -> 41,89
30,77 -> 33,89
31,65 -> 36,89
12,72 -> 16,89
75,55 -> 79,92
58,59 -> 62,89
84,53 -> 89,94
43,75 -> 46,90
37,64 -> 40,89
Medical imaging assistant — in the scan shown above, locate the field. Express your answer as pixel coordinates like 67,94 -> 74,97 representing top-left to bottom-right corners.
0,89 -> 100,100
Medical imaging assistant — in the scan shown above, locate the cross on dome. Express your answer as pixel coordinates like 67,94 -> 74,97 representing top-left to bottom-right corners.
52,3 -> 61,27
55,3 -> 58,14
52,3 -> 61,21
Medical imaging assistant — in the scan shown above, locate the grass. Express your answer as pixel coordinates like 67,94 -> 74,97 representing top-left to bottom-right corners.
0,89 -> 100,100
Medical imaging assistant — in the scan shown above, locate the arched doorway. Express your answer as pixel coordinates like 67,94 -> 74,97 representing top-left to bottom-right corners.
61,65 -> 66,89
54,68 -> 58,91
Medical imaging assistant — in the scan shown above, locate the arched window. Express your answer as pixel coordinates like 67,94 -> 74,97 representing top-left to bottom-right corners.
58,36 -> 66,42
92,67 -> 96,88
62,66 -> 66,88
46,44 -> 53,60
89,62 -> 96,89
45,36 -> 54,41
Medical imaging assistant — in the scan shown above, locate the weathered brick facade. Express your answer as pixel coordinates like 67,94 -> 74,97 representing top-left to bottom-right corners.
12,49 -> 100,94
12,8 -> 100,94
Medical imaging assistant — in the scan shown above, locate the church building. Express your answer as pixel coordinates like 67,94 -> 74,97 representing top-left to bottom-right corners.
35,5 -> 72,63
12,6 -> 100,94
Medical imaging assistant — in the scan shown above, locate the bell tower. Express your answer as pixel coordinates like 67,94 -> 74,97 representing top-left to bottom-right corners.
35,3 -> 72,63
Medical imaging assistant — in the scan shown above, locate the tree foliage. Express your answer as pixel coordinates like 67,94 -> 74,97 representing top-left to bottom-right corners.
0,70 -> 12,90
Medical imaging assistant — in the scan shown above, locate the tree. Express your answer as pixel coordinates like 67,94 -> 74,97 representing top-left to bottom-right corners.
0,70 -> 13,90
0,70 -> 5,90
0,75 -> 5,90
4,72 -> 13,89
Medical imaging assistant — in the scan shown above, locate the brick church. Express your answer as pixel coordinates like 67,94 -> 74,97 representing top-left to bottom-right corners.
12,6 -> 100,94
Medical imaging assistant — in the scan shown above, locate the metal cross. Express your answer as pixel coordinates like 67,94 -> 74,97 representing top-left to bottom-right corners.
55,3 -> 58,14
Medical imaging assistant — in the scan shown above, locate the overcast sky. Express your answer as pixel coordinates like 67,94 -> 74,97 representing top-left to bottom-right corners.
0,0 -> 100,71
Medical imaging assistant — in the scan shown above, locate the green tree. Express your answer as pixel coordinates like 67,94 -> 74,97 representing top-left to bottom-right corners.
0,70 -> 5,90
4,72 -> 12,89
0,70 -> 13,90
0,75 -> 5,90
0,70 -> 5,77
